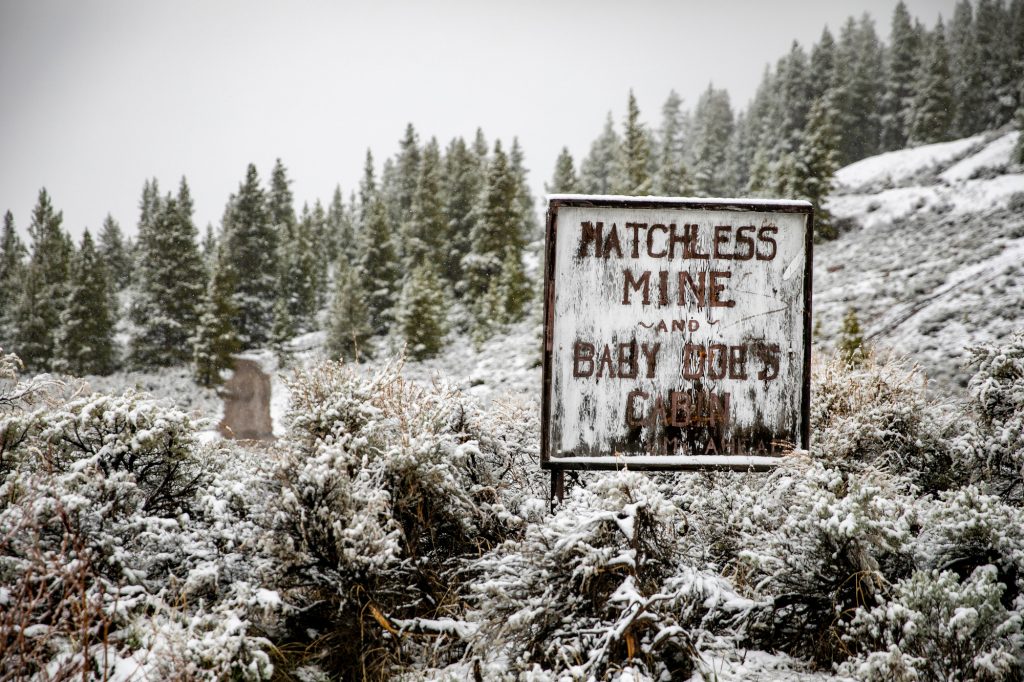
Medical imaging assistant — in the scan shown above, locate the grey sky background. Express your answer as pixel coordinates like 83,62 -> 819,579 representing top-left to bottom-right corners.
1,0 -> 956,242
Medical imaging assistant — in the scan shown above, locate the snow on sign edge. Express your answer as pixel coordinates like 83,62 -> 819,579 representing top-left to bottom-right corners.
541,196 -> 812,472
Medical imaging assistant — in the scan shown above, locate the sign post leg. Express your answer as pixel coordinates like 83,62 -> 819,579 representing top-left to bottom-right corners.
549,469 -> 565,513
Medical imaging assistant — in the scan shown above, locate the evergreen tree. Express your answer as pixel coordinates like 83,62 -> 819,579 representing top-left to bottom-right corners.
129,195 -> 206,367
617,90 -> 653,195
833,15 -> 885,164
55,231 -> 117,376
654,91 -> 691,196
201,223 -> 217,271
192,244 -> 240,387
358,194 -> 399,335
325,258 -> 373,362
809,27 -> 837,103
467,140 -> 528,319
397,263 -> 447,361
796,96 -> 842,242
223,163 -> 278,347
879,1 -> 923,151
0,211 -> 26,345
547,147 -> 580,194
472,127 -> 489,165
327,184 -> 355,264
509,138 -> 539,240
579,113 -> 621,194
401,137 -> 446,271
278,205 -> 321,334
443,136 -> 482,293
98,214 -> 131,290
838,307 -> 867,366
359,150 -> 378,220
14,189 -> 72,370
948,0 -> 985,137
268,158 -> 297,241
270,296 -> 295,351
393,123 -> 421,227
975,0 -> 1017,129
777,41 -> 813,153
908,19 -> 954,146
690,85 -> 735,197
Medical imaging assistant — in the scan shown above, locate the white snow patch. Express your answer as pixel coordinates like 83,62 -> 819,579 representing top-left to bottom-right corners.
940,131 -> 1020,183
835,134 -> 987,190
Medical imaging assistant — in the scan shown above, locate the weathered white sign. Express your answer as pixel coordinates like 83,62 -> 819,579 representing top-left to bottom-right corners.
541,196 -> 812,471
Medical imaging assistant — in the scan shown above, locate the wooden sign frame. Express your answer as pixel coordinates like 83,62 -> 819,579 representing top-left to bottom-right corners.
541,195 -> 813,474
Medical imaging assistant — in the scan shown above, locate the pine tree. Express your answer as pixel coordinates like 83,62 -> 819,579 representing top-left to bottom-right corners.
838,307 -> 867,366
691,85 -> 735,197
467,141 -> 527,311
358,194 -> 399,335
975,0 -> 1017,129
129,195 -> 206,368
401,137 -> 446,271
397,263 -> 447,361
654,91 -> 691,196
327,184 -> 355,264
268,158 -> 297,241
326,258 -> 373,362
618,90 -> 653,195
547,147 -> 580,194
908,19 -> 954,146
948,0 -> 985,137
192,244 -> 240,387
55,231 -> 117,376
278,205 -> 321,334
443,136 -> 482,293
223,164 -> 278,347
579,113 -> 621,194
832,15 -> 885,164
777,41 -> 813,153
393,123 -> 421,228
98,214 -> 131,290
1015,105 -> 1024,164
14,189 -> 72,371
809,27 -> 837,103
796,96 -> 842,242
879,1 -> 922,151
0,211 -> 26,345
509,138 -> 539,240
359,150 -> 378,220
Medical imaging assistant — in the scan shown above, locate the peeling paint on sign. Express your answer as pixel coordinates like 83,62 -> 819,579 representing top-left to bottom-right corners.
541,196 -> 812,472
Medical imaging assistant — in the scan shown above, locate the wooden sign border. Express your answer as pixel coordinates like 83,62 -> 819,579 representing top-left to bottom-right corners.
540,195 -> 813,472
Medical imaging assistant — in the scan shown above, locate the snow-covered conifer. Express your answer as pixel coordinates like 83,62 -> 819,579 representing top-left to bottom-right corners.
397,262 -> 447,360
579,112 -> 621,194
547,146 -> 580,194
617,90 -> 653,195
55,230 -> 117,376
98,213 -> 131,290
325,258 -> 373,362
908,19 -> 954,146
192,244 -> 240,387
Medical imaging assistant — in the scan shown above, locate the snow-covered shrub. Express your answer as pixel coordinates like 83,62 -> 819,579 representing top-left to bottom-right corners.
956,333 -> 1024,502
737,462 -> 916,664
0,348 -> 55,478
842,567 -> 1023,681
469,471 -> 711,679
267,360 -> 524,678
812,354 -> 958,492
0,382 -> 274,680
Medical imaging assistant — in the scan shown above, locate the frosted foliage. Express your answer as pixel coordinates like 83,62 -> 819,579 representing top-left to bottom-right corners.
842,567 -> 1023,681
0,374 -> 275,679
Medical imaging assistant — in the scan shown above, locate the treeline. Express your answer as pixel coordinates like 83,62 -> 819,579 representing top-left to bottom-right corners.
0,126 -> 537,381
551,0 -> 1024,239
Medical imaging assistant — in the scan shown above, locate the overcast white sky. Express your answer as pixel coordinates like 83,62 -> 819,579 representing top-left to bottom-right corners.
1,0 -> 956,242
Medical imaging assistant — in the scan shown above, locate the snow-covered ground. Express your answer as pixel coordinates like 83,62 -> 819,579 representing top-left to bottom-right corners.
818,129 -> 1024,392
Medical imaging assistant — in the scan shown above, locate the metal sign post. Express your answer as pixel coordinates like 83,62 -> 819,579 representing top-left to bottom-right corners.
542,196 -> 812,500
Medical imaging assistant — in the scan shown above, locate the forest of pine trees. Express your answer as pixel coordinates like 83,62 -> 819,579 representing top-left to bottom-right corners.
1,0 -> 1021,380
556,0 -> 1024,241
0,125 -> 537,380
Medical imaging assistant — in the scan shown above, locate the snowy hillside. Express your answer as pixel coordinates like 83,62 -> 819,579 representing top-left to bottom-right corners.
817,130 -> 1024,392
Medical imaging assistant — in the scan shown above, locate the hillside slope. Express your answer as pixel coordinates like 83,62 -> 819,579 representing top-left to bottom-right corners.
816,130 -> 1024,393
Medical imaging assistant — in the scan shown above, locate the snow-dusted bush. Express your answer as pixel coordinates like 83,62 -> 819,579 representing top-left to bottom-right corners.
0,369 -> 274,680
955,333 -> 1024,502
469,471 -> 739,679
842,567 -> 1023,681
267,360 -> 525,678
737,462 -> 916,664
812,354 -> 958,492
